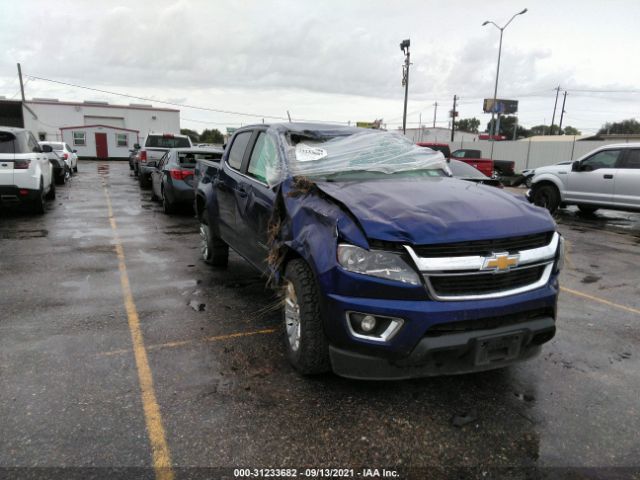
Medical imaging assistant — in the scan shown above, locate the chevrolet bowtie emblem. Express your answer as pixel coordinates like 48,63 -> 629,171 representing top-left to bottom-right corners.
483,252 -> 519,272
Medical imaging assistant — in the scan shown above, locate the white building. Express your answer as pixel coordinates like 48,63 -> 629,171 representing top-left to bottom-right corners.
14,98 -> 180,159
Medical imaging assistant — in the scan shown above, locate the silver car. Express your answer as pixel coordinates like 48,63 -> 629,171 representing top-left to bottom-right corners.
527,143 -> 640,213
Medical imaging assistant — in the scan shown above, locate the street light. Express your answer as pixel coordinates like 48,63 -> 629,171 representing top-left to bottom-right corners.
400,39 -> 410,135
482,8 -> 527,154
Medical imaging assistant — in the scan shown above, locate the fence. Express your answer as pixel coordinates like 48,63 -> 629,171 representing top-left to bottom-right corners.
443,138 -> 624,172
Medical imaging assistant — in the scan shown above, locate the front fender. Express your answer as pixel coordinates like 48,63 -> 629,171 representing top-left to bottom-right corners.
531,173 -> 565,200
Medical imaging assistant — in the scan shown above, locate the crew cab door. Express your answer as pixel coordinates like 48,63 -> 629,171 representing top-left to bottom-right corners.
234,130 -> 278,271
215,130 -> 254,246
565,149 -> 621,205
613,149 -> 640,209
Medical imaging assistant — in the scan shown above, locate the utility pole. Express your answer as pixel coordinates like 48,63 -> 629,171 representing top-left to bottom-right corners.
450,95 -> 457,141
400,39 -> 411,135
558,91 -> 568,133
17,63 -> 25,102
432,102 -> 438,127
513,117 -> 518,140
418,113 -> 422,141
286,110 -> 291,122
550,85 -> 560,135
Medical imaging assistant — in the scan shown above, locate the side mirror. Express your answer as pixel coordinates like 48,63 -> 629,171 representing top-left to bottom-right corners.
41,144 -> 53,153
72,149 -> 77,153
571,161 -> 580,172
134,144 -> 141,149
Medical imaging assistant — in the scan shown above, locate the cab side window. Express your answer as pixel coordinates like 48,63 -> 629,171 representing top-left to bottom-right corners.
247,133 -> 278,184
580,150 -> 620,171
621,149 -> 640,169
227,132 -> 252,170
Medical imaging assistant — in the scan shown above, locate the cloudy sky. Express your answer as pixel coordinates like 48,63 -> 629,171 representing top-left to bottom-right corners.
1,0 -> 639,134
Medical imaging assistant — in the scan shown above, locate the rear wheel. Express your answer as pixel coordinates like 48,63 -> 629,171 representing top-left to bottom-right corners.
199,216 -> 228,267
282,259 -> 330,375
30,180 -> 45,214
162,188 -> 175,214
138,172 -> 150,188
73,165 -> 78,173
578,205 -> 599,215
45,180 -> 55,200
532,184 -> 560,213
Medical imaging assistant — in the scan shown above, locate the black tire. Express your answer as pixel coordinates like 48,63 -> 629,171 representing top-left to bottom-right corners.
162,188 -> 175,214
138,172 -> 151,188
55,171 -> 66,185
532,184 -> 560,213
199,216 -> 228,267
578,205 -> 599,215
45,180 -> 55,200
282,259 -> 330,375
525,176 -> 533,188
30,180 -> 45,214
73,165 -> 78,173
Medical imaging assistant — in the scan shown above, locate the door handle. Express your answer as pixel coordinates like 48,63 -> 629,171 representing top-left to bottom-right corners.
603,174 -> 614,179
237,186 -> 248,198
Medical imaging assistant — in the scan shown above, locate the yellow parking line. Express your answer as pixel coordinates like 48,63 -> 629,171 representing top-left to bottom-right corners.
561,286 -> 640,316
103,185 -> 174,480
98,328 -> 277,357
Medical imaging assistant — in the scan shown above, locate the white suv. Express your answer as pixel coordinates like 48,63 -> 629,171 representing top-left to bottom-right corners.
0,127 -> 55,213
528,143 -> 640,214
39,141 -> 78,173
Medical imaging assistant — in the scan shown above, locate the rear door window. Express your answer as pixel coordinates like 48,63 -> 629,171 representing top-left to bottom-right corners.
621,149 -> 640,169
227,132 -> 252,171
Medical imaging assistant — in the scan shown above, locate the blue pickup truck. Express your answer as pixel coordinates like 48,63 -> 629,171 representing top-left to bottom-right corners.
194,123 -> 563,380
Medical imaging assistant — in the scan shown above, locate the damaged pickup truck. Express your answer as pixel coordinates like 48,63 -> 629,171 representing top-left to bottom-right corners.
194,123 -> 564,380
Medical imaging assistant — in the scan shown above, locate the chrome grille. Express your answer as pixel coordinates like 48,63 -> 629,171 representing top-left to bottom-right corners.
428,265 -> 546,297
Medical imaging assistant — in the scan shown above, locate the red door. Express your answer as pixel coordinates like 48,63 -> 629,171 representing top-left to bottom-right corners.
95,133 -> 108,159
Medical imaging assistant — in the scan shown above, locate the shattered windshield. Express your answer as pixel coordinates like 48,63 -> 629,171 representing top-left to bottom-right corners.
267,129 -> 449,185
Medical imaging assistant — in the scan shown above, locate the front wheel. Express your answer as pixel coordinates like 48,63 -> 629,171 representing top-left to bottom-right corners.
532,184 -> 560,213
138,172 -> 150,188
162,189 -> 175,214
282,259 -> 330,375
199,217 -> 229,267
45,180 -> 56,200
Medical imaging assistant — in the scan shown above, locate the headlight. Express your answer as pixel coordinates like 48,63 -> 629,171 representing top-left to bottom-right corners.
337,244 -> 421,285
554,235 -> 565,273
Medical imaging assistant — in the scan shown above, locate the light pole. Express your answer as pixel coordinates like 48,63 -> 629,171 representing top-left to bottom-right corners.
482,8 -> 527,156
400,39 -> 410,135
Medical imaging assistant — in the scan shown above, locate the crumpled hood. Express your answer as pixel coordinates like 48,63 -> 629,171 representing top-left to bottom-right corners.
315,177 -> 555,245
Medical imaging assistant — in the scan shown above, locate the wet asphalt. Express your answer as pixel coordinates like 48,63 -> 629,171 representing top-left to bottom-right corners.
0,161 -> 639,479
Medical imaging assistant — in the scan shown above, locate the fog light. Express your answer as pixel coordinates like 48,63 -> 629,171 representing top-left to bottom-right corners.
346,312 -> 404,342
360,315 -> 377,332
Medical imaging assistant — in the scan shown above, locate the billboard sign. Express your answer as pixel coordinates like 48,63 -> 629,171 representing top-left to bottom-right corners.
483,99 -> 518,114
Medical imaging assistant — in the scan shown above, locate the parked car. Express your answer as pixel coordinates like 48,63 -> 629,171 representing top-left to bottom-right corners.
134,133 -> 192,188
128,147 -> 139,171
527,143 -> 640,214
44,149 -> 70,185
150,147 -> 223,213
196,123 -> 563,379
1,127 -> 55,213
38,141 -> 78,173
451,149 -> 514,178
448,159 -> 503,188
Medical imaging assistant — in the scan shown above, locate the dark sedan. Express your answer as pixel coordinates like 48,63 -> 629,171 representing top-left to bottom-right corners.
150,147 -> 224,213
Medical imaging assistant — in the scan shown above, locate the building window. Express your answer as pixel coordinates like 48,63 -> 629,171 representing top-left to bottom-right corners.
116,133 -> 128,147
38,132 -> 46,141
73,131 -> 86,146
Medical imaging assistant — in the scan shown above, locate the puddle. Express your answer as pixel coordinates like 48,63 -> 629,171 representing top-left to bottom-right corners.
97,164 -> 110,175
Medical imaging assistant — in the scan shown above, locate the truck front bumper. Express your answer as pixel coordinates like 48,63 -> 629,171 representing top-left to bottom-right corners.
329,316 -> 554,380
